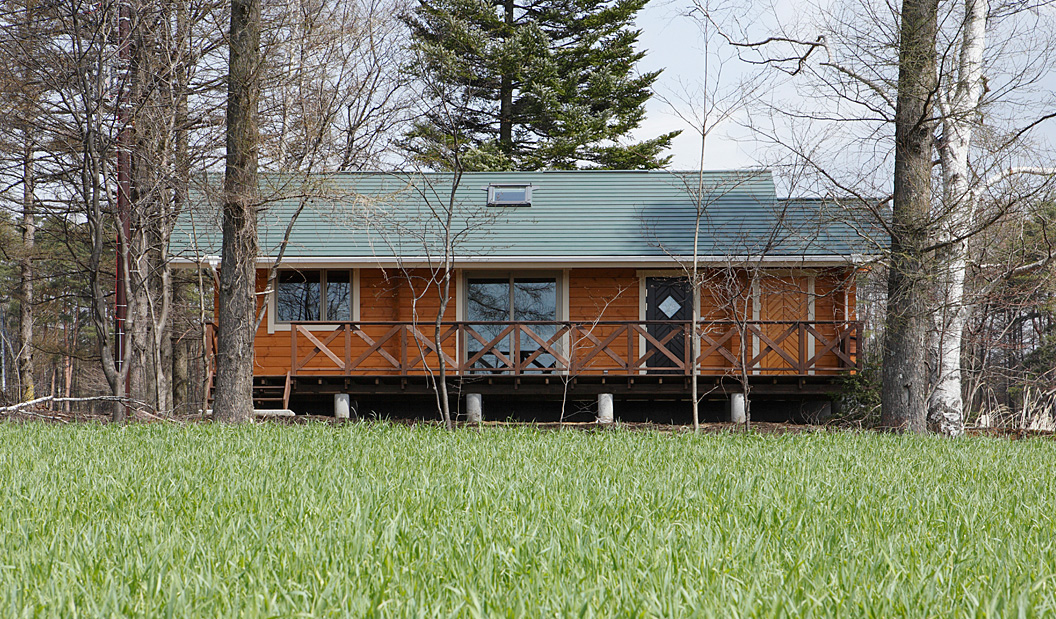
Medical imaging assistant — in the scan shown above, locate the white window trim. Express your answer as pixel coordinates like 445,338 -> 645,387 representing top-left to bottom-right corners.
807,276 -> 816,376
458,270 -> 566,372
460,271 -> 565,321
751,279 -> 761,375
486,184 -> 532,206
268,267 -> 359,334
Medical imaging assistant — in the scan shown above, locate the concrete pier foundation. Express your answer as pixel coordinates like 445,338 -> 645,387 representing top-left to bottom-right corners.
597,393 -> 614,424
334,394 -> 351,419
730,393 -> 747,424
466,393 -> 483,423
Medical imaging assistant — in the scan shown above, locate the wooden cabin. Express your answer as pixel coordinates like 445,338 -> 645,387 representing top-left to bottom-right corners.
175,170 -> 869,421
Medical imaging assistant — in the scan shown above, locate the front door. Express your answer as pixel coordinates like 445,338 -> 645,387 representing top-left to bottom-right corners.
645,277 -> 691,370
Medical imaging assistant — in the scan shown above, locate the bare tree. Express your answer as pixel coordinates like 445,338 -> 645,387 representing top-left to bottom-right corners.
694,0 -> 1056,432
0,0 -> 229,421
358,45 -> 507,429
922,0 -> 1056,435
0,0 -> 43,403
962,196 -> 1056,428
250,0 -> 410,331
212,0 -> 262,423
16,6 -> 36,404
8,0 -> 135,413
353,170 -> 506,429
259,0 -> 408,172
655,0 -> 762,431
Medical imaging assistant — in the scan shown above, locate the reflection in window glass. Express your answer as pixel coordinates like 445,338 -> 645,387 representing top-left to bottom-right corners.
515,280 -> 557,369
513,280 -> 556,321
467,280 -> 510,321
490,186 -> 528,204
277,271 -> 320,321
467,279 -> 510,370
276,269 -> 352,322
326,271 -> 351,321
466,277 -> 557,372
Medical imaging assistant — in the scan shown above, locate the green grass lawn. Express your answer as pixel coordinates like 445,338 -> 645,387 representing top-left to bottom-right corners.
0,423 -> 1054,617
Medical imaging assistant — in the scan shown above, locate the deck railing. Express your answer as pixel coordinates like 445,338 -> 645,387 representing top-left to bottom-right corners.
281,320 -> 861,378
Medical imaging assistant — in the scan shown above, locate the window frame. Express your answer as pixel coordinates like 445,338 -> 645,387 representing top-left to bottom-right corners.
486,184 -> 532,207
269,267 -> 357,332
464,273 -> 561,322
462,272 -> 564,373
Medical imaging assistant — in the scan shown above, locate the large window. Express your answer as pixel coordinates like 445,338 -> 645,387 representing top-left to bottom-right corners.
466,275 -> 557,371
276,269 -> 352,322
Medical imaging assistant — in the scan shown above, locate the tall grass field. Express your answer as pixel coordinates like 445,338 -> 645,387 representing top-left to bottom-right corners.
0,423 -> 1054,617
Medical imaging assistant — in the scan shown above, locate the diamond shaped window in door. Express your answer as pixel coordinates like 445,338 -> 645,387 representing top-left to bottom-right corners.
659,295 -> 681,318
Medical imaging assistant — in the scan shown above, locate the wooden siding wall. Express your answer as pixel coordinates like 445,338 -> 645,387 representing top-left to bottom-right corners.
361,268 -> 456,372
252,270 -> 285,375
759,274 -> 809,375
246,266 -> 857,377
699,270 -> 748,371
252,268 -> 458,376
568,269 -> 638,374
814,271 -> 844,375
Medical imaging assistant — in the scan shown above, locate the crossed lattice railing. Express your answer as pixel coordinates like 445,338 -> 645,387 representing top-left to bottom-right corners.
281,320 -> 861,377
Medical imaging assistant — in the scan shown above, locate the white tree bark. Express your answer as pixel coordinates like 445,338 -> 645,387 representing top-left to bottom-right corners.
930,0 -> 989,436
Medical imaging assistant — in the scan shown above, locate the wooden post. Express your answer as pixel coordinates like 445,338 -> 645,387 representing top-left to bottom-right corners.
684,322 -> 691,375
625,324 -> 633,374
400,324 -> 407,376
799,322 -> 807,375
512,324 -> 521,375
290,325 -> 297,376
344,323 -> 351,376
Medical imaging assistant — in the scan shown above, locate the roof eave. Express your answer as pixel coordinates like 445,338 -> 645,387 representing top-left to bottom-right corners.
170,253 -> 872,269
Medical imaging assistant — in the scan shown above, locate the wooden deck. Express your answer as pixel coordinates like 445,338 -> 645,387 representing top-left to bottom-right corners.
284,319 -> 861,376
207,319 -> 861,405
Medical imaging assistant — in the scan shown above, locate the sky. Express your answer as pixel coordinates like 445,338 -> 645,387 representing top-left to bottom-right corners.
634,0 -> 770,171
633,0 -> 1056,175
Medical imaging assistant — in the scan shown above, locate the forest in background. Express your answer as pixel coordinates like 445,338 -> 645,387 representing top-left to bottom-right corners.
0,0 -> 1054,432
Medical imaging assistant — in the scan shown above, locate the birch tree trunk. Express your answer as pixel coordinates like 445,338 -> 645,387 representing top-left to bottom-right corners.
213,0 -> 261,423
16,3 -> 37,403
880,0 -> 939,432
18,134 -> 35,402
928,0 -> 988,437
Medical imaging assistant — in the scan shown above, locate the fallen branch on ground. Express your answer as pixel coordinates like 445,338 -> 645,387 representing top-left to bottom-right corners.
0,395 -> 158,415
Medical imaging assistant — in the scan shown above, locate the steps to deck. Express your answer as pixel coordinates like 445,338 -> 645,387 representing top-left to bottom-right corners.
206,374 -> 292,411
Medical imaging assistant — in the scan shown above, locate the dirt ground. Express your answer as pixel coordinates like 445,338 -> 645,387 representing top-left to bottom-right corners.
1,405 -> 1053,439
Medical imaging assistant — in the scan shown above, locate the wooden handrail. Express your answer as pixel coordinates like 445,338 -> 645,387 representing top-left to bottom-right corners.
280,320 -> 862,378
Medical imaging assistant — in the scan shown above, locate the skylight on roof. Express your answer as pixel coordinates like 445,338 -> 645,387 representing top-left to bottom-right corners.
487,184 -> 532,206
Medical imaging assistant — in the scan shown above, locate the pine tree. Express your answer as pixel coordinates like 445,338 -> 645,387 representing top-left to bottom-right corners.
404,0 -> 678,170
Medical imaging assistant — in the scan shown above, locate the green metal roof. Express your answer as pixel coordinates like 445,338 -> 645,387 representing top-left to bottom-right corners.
171,170 -> 877,263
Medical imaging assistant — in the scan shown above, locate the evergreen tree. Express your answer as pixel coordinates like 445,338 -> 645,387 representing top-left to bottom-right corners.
404,0 -> 678,170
